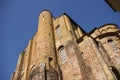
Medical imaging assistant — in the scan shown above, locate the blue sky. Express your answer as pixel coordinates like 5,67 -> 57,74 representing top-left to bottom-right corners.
0,0 -> 120,80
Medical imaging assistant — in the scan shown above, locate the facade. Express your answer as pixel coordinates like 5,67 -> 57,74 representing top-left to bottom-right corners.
11,10 -> 120,80
105,0 -> 120,12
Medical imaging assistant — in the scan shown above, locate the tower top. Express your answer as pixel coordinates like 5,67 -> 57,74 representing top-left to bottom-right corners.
38,10 -> 52,17
37,10 -> 53,32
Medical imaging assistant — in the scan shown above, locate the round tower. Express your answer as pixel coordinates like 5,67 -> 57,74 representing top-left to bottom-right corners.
35,10 -> 57,69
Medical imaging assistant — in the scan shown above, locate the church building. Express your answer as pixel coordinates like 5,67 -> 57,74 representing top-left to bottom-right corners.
11,10 -> 120,80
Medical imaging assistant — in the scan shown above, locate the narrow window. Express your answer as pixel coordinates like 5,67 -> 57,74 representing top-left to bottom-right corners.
56,25 -> 61,36
59,47 -> 67,64
48,57 -> 53,67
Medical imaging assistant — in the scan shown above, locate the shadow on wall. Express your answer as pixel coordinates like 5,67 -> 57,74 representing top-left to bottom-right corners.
110,66 -> 120,79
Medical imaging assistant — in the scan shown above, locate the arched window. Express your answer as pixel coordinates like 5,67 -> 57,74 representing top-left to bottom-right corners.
58,46 -> 67,64
56,25 -> 61,36
107,39 -> 118,51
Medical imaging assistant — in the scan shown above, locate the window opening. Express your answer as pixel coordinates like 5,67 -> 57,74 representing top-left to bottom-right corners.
59,47 -> 67,64
48,57 -> 53,67
108,39 -> 118,51
56,25 -> 61,36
